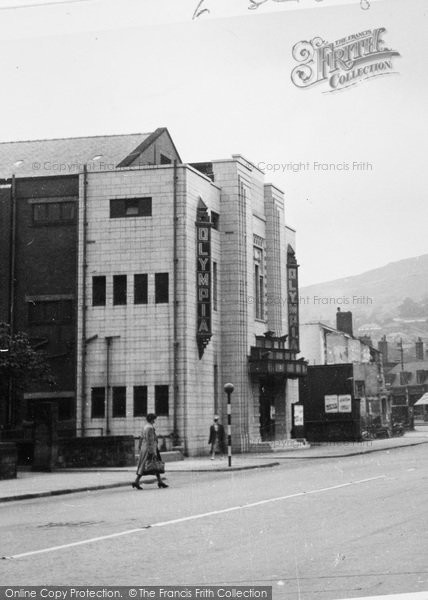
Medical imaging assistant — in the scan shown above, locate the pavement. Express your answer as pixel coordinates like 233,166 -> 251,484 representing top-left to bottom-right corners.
1,426 -> 427,503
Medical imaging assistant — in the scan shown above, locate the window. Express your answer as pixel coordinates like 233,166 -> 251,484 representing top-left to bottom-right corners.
416,370 -> 428,384
354,380 -> 366,398
155,385 -> 169,416
155,273 -> 169,303
134,274 -> 148,304
160,153 -> 172,165
110,198 -> 152,218
400,371 -> 411,385
91,387 -> 105,418
253,247 -> 264,320
32,201 -> 76,225
113,275 -> 127,305
213,261 -> 218,311
28,300 -> 73,325
211,211 -> 220,230
112,387 -> 126,418
92,276 -> 106,306
134,386 -> 147,417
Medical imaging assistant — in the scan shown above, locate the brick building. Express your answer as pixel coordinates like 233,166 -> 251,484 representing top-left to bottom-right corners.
0,128 -> 306,457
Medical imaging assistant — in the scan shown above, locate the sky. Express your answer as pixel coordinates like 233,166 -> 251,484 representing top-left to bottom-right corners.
0,0 -> 426,286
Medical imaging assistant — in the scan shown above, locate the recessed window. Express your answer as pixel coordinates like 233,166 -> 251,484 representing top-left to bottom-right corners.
28,300 -> 73,325
32,201 -> 76,225
134,274 -> 148,305
92,276 -> 106,306
134,386 -> 147,417
112,387 -> 126,418
113,275 -> 127,305
211,211 -> 220,230
155,385 -> 169,416
91,387 -> 105,418
155,273 -> 169,304
160,154 -> 172,165
110,198 -> 152,218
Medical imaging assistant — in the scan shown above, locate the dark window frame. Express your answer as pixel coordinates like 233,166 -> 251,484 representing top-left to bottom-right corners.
110,198 -> 152,218
92,276 -> 106,307
134,274 -> 148,305
133,386 -> 148,417
155,273 -> 169,304
113,275 -> 127,306
155,385 -> 169,416
32,201 -> 77,225
112,386 -> 127,418
91,387 -> 105,419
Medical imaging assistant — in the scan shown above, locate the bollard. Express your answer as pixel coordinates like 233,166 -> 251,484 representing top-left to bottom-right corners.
224,383 -> 234,467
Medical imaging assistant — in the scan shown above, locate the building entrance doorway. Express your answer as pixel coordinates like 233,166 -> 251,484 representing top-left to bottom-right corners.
259,379 -> 277,441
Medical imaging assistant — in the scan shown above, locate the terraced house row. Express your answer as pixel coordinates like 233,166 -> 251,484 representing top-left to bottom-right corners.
0,127 -> 307,456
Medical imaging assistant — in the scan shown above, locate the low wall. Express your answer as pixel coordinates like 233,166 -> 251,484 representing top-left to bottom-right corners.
0,442 -> 18,480
57,436 -> 135,468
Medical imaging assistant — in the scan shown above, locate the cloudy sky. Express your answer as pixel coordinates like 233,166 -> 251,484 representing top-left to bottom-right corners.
0,0 -> 426,286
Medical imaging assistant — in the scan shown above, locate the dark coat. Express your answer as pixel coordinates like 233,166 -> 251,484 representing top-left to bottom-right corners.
208,423 -> 225,451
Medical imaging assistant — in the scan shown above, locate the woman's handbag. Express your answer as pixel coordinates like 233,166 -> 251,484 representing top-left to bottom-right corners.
143,453 -> 165,475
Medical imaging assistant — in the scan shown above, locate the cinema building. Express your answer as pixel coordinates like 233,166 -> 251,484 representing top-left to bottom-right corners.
0,128 -> 307,457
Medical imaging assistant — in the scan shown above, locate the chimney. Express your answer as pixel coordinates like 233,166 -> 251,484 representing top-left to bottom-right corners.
416,337 -> 424,360
336,307 -> 353,337
378,335 -> 389,363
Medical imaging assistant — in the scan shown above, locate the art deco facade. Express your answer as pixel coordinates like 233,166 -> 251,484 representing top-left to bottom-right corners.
0,128 -> 306,456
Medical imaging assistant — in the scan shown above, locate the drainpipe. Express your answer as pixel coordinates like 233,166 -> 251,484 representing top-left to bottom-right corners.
173,160 -> 179,445
80,165 -> 88,437
7,176 -> 16,425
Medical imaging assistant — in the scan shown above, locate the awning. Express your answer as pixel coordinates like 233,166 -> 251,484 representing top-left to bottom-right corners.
414,393 -> 428,406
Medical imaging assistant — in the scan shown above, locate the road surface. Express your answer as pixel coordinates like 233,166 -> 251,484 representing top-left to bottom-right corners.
1,444 -> 427,599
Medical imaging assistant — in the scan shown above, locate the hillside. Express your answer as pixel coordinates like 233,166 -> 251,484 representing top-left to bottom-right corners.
299,254 -> 428,352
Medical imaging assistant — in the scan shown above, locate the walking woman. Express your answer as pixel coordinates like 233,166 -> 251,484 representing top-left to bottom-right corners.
132,413 -> 168,490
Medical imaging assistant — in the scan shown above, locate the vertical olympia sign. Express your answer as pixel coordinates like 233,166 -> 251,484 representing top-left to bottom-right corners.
196,199 -> 212,358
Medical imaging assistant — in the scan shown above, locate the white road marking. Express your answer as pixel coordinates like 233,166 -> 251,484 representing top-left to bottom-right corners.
2,476 -> 386,560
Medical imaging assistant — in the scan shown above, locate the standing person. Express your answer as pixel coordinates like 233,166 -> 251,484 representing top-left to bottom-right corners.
132,413 -> 168,490
208,414 -> 225,460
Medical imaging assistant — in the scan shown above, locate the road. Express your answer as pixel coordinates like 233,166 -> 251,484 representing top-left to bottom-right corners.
1,444 -> 428,600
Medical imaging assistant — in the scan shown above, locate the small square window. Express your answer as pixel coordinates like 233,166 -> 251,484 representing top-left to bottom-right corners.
112,387 -> 126,418
91,388 -> 105,418
134,386 -> 147,417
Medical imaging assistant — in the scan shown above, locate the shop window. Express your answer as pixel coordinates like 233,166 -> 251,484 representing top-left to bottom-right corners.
155,385 -> 169,416
134,274 -> 148,304
110,198 -> 152,218
155,273 -> 169,304
32,201 -> 76,225
133,386 -> 147,417
91,387 -> 105,418
28,299 -> 73,325
112,387 -> 126,418
113,275 -> 127,305
92,276 -> 106,306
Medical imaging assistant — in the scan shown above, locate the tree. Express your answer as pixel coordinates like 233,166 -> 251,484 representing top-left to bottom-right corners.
0,322 -> 54,399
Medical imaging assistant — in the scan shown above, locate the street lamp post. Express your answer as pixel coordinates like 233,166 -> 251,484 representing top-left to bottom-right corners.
224,383 -> 234,467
